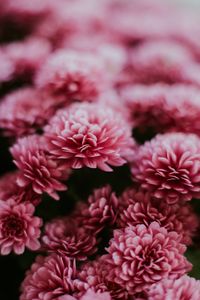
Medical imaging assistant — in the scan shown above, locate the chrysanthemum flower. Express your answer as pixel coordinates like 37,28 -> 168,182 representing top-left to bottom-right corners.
20,254 -> 78,300
0,199 -> 42,255
10,135 -> 68,200
42,217 -> 97,260
117,187 -> 198,245
0,87 -> 60,137
44,103 -> 135,171
104,222 -> 191,294
6,37 -> 51,80
131,132 -> 200,204
58,289 -> 111,300
35,49 -> 106,102
77,259 -> 128,299
148,275 -> 200,300
130,40 -> 194,84
122,84 -> 200,137
78,185 -> 119,234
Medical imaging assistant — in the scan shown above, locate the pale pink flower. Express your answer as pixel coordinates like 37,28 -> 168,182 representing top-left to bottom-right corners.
117,187 -> 198,245
42,217 -> 97,260
58,290 -> 111,300
130,40 -> 194,84
104,222 -> 191,294
131,133 -> 200,204
10,135 -> 67,200
0,87 -> 60,137
44,103 -> 135,171
6,37 -> 51,80
35,49 -> 106,102
0,199 -> 42,255
148,275 -> 200,300
20,254 -> 78,300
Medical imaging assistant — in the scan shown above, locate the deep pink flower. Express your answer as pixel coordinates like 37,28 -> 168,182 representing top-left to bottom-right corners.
148,275 -> 200,300
122,84 -> 200,137
0,87 -> 61,137
104,222 -> 191,294
117,187 -> 198,245
35,49 -> 106,102
10,135 -> 68,200
0,171 -> 19,201
78,185 -> 119,234
42,217 -> 97,260
44,103 -> 135,171
20,254 -> 78,300
6,37 -> 51,80
131,132 -> 200,204
0,199 -> 42,255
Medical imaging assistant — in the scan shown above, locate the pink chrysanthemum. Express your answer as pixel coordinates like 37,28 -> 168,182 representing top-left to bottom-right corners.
148,275 -> 200,300
79,185 -> 119,234
0,171 -> 41,205
130,40 -> 194,84
117,187 -> 198,245
35,49 -> 106,102
0,199 -> 42,255
6,37 -> 51,80
10,135 -> 68,200
77,259 -> 128,299
42,217 -> 97,260
44,103 -> 135,171
131,132 -> 200,204
104,222 -> 191,294
20,254 -> 79,300
0,171 -> 19,200
121,84 -> 200,137
59,289 -> 111,300
0,87 -> 60,137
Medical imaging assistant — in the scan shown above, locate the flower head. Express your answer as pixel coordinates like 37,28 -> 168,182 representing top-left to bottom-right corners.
117,187 -> 198,245
44,103 -> 135,171
0,87 -> 59,137
0,199 -> 42,255
42,217 -> 97,260
131,132 -> 200,204
10,135 -> 68,200
20,254 -> 78,300
104,222 -> 191,294
35,49 -> 106,102
148,275 -> 200,300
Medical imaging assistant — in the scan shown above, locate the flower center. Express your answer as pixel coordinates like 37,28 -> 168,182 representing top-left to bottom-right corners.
2,215 -> 25,238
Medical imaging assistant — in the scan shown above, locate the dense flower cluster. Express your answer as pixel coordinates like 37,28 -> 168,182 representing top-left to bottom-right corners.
1,0 -> 200,299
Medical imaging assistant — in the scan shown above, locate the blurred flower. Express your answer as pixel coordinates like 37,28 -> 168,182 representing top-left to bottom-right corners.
104,222 -> 191,294
42,217 -> 97,260
10,135 -> 68,200
0,87 -> 61,137
131,132 -> 200,204
44,102 -> 135,171
35,49 -> 106,102
148,275 -> 200,300
0,199 -> 42,255
6,37 -> 51,80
